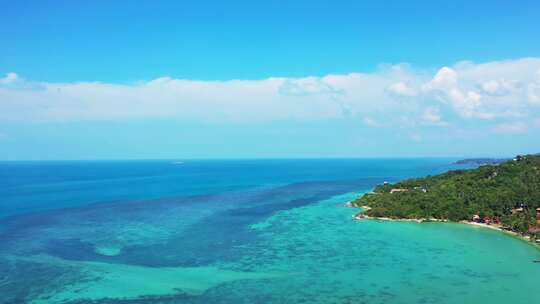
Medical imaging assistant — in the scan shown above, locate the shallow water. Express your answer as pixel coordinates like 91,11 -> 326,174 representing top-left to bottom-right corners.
0,159 -> 538,303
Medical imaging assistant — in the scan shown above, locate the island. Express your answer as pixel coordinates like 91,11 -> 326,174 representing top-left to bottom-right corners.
352,154 -> 540,243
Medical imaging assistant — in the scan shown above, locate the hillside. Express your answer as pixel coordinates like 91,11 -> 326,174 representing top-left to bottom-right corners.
353,155 -> 540,234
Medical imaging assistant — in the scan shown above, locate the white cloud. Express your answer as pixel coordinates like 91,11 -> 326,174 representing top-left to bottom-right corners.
387,82 -> 416,96
0,72 -> 18,85
492,122 -> 528,134
278,77 -> 343,96
420,107 -> 447,126
527,70 -> 540,104
1,58 -> 540,130
479,79 -> 518,96
423,67 -> 491,119
481,80 -> 500,95
424,67 -> 457,90
422,59 -> 540,120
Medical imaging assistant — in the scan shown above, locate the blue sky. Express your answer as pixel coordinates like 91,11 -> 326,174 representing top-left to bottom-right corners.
1,0 -> 540,159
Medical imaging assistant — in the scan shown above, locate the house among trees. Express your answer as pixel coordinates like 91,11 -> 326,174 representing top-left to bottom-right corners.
413,186 -> 427,193
511,207 -> 524,214
511,203 -> 527,214
390,188 -> 408,194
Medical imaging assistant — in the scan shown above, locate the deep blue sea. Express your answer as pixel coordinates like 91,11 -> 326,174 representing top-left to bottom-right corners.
0,159 -> 538,304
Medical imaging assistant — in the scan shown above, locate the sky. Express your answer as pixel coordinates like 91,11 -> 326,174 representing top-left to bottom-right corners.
1,0 -> 540,160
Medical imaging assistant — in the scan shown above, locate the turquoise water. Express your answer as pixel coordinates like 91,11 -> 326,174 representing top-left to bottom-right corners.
0,159 -> 538,303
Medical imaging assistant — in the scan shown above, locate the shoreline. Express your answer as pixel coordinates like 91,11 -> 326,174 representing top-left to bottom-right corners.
350,206 -> 539,249
458,220 -> 539,247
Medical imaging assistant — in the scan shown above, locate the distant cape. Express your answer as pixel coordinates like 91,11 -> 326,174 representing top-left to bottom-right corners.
453,158 -> 508,165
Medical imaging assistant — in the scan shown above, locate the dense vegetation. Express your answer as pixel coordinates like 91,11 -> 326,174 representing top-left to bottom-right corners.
353,155 -> 540,234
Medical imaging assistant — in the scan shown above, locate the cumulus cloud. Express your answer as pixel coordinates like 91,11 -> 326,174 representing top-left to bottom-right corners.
1,58 -> 540,130
423,67 -> 490,119
479,79 -> 518,96
387,82 -> 417,97
480,80 -> 500,95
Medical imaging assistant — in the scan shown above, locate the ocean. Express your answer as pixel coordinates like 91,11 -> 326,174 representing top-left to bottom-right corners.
0,159 -> 538,303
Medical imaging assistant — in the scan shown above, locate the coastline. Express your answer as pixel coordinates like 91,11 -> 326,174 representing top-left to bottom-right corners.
350,205 -> 540,249
458,220 -> 539,248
